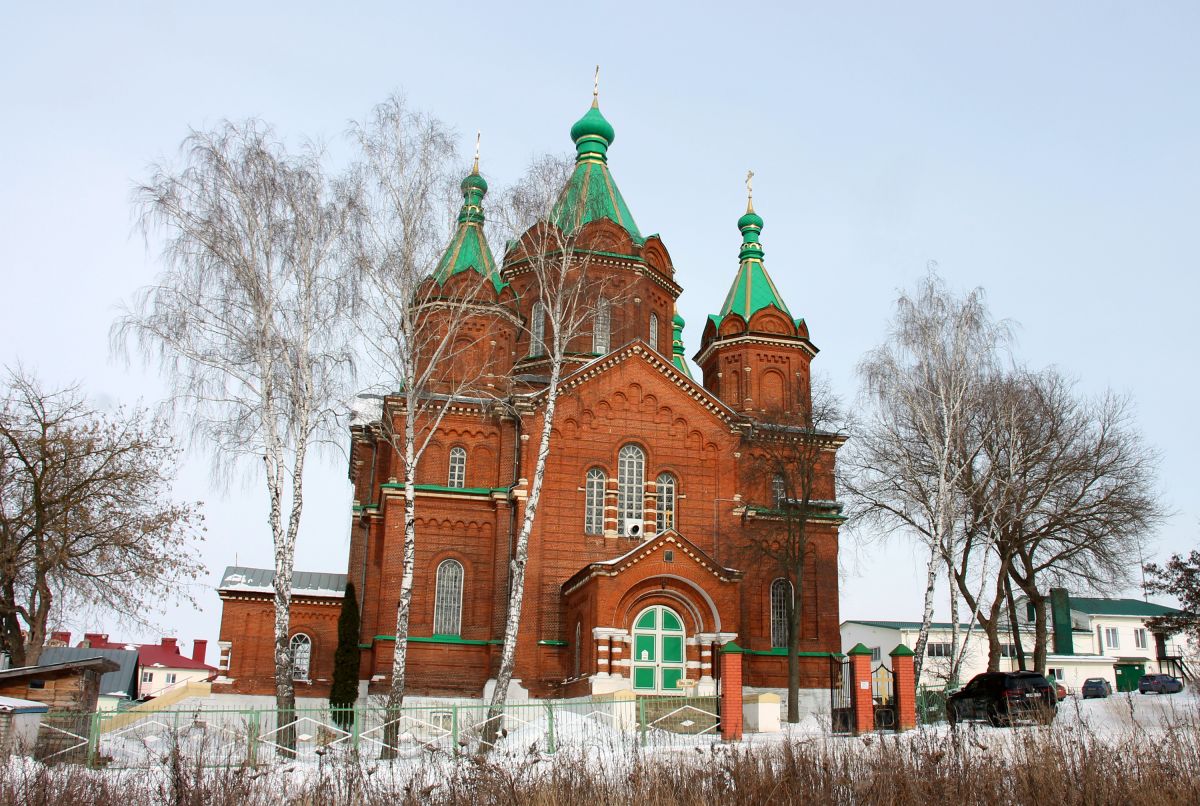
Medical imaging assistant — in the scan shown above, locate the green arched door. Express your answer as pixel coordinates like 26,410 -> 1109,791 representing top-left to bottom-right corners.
631,605 -> 686,694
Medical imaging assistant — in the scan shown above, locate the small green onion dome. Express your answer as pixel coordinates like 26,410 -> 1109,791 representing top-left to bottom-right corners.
570,104 -> 616,146
672,311 -> 685,327
462,171 -> 488,193
738,209 -> 763,231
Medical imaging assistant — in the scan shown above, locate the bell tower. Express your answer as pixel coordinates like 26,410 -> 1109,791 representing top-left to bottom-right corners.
694,178 -> 817,416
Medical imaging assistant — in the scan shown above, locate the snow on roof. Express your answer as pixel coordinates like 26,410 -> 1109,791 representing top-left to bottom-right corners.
350,394 -> 384,426
219,566 -> 347,598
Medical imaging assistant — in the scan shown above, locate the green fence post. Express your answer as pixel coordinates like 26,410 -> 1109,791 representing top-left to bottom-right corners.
546,702 -> 556,755
87,711 -> 101,768
638,697 -> 647,748
451,704 -> 459,750
246,709 -> 259,768
352,706 -> 360,754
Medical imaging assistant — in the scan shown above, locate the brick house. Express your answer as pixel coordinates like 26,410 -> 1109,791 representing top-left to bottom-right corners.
215,94 -> 846,707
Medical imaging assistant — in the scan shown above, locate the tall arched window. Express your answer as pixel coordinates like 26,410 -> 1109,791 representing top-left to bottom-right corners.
448,446 -> 467,488
656,472 -> 676,533
584,467 -> 606,535
433,559 -> 464,635
290,633 -> 312,680
529,302 -> 546,357
649,312 -> 659,353
772,474 -> 788,509
770,579 -> 792,649
617,445 -> 645,536
593,298 -> 611,354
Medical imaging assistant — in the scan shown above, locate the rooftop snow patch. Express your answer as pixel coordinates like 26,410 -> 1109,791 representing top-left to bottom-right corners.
219,566 -> 347,598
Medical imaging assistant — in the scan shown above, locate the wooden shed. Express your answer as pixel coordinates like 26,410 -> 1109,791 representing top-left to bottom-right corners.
0,657 -> 120,712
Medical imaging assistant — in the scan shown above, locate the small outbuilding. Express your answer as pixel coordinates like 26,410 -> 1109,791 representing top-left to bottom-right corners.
0,657 -> 120,712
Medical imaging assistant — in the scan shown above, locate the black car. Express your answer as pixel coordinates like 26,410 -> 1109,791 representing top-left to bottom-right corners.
947,671 -> 1057,727
1138,673 -> 1184,694
1081,677 -> 1113,699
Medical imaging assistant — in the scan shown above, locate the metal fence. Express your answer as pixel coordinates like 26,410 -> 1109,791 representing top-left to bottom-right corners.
28,695 -> 722,768
916,685 -> 949,725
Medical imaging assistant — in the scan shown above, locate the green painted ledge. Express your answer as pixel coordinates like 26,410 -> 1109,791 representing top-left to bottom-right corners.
538,640 -> 568,647
372,634 -> 502,646
744,648 -> 844,658
380,483 -> 508,496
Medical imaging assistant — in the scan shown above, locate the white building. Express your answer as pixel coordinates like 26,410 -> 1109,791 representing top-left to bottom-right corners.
842,591 -> 1187,694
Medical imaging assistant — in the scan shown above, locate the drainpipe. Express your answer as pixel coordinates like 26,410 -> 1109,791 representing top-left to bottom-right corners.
359,435 -> 378,619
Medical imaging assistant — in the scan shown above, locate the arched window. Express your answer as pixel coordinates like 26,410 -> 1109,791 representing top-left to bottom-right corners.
656,472 -> 676,533
529,302 -> 546,357
649,312 -> 659,353
593,298 -> 611,354
617,445 -> 645,536
770,579 -> 792,649
448,446 -> 467,488
434,559 -> 464,635
290,633 -> 312,681
772,474 -> 788,509
584,467 -> 606,535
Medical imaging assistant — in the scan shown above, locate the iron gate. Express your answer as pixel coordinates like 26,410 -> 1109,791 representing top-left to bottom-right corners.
871,664 -> 896,730
830,656 -> 852,733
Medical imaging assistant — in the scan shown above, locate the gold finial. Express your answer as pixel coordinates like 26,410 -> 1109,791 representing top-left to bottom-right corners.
745,169 -> 755,213
593,65 -> 600,107
471,131 -> 481,174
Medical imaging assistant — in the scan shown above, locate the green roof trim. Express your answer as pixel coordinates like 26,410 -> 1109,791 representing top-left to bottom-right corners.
847,643 -> 873,656
537,640 -> 568,647
1067,597 -> 1181,617
889,644 -> 915,657
372,634 -> 502,646
742,648 -> 844,658
720,641 -> 745,654
433,164 -> 504,292
844,619 -> 1090,634
380,483 -> 508,496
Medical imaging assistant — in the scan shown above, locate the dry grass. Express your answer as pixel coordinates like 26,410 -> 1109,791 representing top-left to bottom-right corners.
3,718 -> 1199,806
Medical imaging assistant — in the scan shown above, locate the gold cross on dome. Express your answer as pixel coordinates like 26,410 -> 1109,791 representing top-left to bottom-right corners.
593,65 -> 600,102
746,170 -> 754,197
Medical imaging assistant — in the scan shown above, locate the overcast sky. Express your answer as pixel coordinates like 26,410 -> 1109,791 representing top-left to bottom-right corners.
2,3 -> 1197,654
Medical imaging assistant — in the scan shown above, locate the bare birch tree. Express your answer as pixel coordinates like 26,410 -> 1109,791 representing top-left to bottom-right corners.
0,368 -> 205,666
846,272 -> 1009,684
343,96 -> 499,727
113,121 -> 355,740
480,154 -> 612,750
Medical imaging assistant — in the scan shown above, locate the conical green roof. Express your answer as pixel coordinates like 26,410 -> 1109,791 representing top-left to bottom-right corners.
715,200 -> 791,321
671,311 -> 694,379
433,161 -> 503,293
549,101 -> 643,242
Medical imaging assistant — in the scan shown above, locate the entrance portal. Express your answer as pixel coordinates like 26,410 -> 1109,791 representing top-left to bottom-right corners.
631,605 -> 686,694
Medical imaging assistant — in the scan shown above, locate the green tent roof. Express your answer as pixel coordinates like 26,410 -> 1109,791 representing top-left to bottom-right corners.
549,101 -> 642,242
433,163 -> 503,292
713,201 -> 792,324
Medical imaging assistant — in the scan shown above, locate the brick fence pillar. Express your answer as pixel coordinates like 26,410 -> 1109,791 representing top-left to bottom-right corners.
847,642 -> 874,735
720,642 -> 744,741
889,644 -> 917,731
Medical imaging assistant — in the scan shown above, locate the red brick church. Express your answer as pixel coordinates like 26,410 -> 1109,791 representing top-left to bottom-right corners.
215,94 -> 845,705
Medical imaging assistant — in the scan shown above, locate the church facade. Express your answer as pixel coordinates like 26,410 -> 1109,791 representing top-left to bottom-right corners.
214,94 -> 846,706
